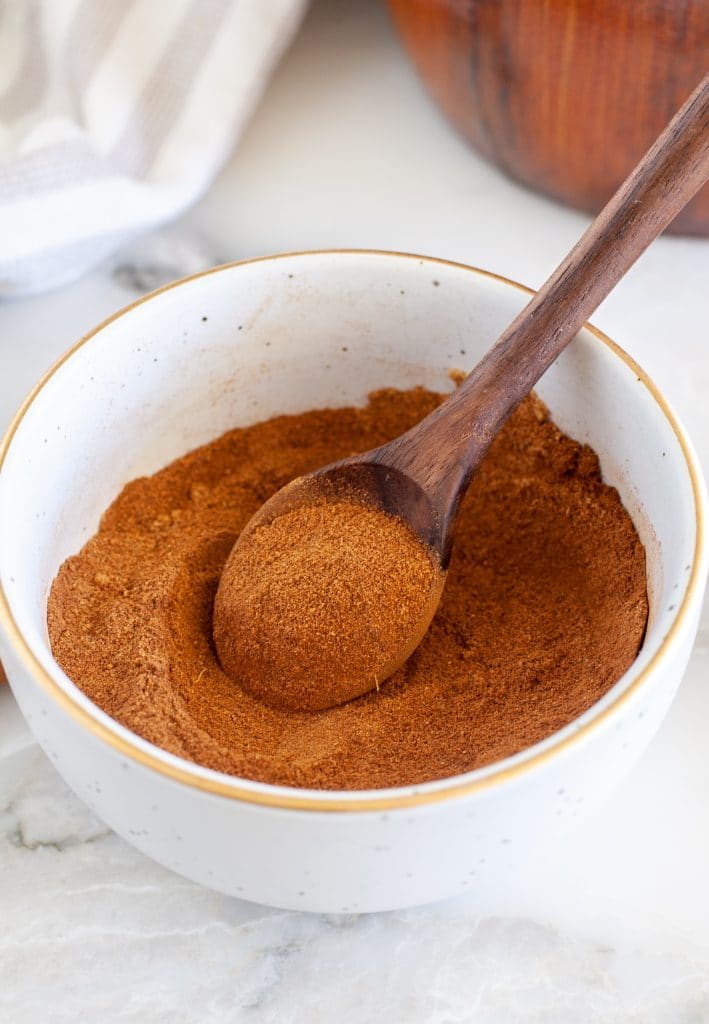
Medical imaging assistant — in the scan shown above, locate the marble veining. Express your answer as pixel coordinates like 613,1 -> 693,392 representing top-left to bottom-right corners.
2,641 -> 709,1022
1,729 -> 709,1023
109,227 -> 219,296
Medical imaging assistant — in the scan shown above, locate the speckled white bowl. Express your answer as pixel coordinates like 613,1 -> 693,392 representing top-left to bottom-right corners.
0,252 -> 706,913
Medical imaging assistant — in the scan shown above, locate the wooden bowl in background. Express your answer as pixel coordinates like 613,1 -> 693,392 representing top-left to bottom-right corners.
388,0 -> 709,235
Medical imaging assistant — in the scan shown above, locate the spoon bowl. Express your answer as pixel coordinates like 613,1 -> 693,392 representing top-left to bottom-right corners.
213,460 -> 446,710
237,460 -> 445,553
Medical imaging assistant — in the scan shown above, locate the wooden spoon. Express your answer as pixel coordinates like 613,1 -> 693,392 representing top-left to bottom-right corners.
215,74 -> 709,712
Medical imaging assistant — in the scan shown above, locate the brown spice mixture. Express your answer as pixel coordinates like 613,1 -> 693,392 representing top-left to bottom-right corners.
47,388 -> 648,790
214,501 -> 441,712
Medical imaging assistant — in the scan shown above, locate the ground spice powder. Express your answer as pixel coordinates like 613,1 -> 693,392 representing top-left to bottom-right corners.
214,500 -> 441,712
47,388 -> 648,790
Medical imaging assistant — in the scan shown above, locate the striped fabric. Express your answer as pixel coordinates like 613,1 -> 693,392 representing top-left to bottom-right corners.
0,0 -> 307,296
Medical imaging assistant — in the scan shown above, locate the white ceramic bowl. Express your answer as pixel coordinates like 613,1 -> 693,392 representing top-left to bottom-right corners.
0,252 -> 706,913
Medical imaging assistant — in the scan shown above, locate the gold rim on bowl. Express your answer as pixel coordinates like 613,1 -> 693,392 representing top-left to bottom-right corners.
0,251 -> 705,812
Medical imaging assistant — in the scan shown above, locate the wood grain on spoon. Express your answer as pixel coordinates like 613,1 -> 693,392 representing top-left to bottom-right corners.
215,74 -> 709,713
365,72 -> 709,560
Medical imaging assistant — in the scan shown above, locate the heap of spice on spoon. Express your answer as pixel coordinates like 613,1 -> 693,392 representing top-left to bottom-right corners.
213,74 -> 709,714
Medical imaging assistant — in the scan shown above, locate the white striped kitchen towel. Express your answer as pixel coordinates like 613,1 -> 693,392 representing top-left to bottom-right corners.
0,0 -> 307,297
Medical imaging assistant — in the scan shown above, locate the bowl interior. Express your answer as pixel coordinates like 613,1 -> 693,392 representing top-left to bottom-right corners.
0,252 -> 700,792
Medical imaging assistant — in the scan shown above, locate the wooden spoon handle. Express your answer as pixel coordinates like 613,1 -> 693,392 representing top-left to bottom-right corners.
392,73 -> 709,518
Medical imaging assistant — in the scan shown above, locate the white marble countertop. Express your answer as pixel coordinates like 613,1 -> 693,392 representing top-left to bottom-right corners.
2,1 -> 708,1020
